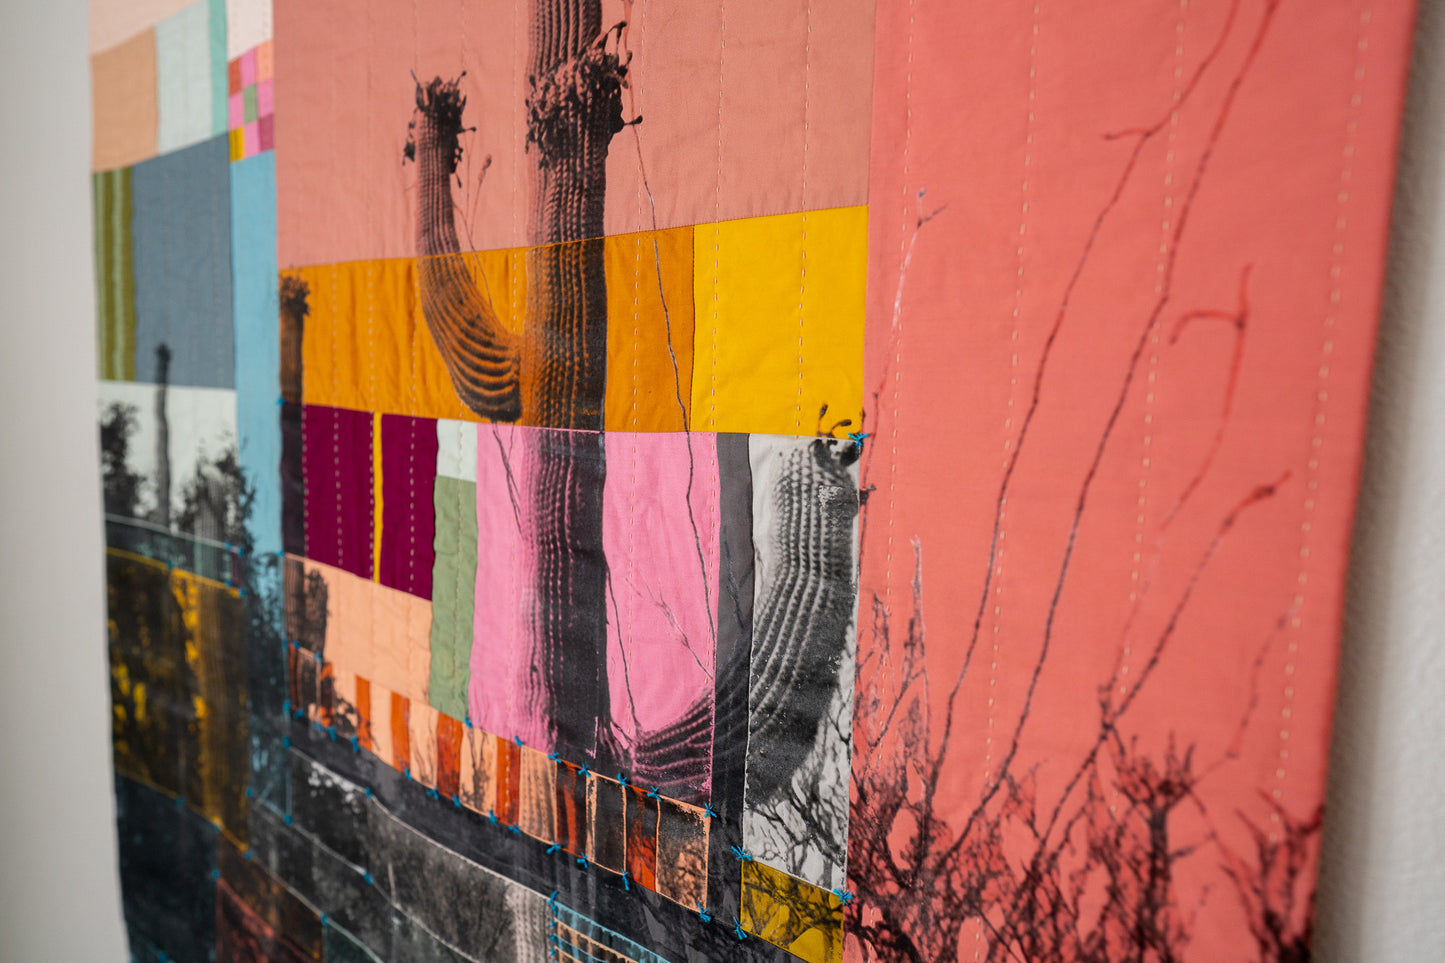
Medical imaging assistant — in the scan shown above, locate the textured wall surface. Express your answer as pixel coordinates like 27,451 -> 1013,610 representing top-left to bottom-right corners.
1315,2 -> 1445,959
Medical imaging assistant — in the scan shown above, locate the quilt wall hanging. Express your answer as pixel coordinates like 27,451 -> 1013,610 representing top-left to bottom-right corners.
90,1 -> 1417,960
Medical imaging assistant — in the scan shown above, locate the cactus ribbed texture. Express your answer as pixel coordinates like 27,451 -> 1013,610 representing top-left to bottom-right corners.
741,439 -> 860,807
518,0 -> 625,762
408,76 -> 523,423
639,439 -> 860,804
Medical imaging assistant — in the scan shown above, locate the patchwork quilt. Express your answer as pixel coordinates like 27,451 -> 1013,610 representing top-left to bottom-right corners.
91,1 -> 1418,960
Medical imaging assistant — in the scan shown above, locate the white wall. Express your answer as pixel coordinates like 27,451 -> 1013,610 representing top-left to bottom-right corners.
0,0 -> 128,958
1314,2 -> 1445,958
0,0 -> 1437,958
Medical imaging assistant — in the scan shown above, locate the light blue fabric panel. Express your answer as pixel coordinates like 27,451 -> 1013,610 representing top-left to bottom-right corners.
230,151 -> 279,557
209,0 -> 229,136
155,2 -> 213,153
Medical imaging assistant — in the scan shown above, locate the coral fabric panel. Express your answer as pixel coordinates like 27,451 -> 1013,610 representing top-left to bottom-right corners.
850,2 -> 1416,959
274,0 -> 875,266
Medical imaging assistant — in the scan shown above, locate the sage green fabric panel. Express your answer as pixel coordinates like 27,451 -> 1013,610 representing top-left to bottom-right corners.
429,475 -> 477,720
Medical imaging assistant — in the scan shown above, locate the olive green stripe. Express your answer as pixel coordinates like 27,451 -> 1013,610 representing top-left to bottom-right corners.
116,167 -> 135,381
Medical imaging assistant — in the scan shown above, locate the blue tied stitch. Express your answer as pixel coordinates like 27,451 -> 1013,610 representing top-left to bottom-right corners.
576,854 -> 588,869
313,649 -> 323,664
619,869 -> 630,891
732,918 -> 748,941
731,845 -> 753,862
513,735 -> 524,747
243,849 -> 253,861
509,823 -> 522,835
833,888 -> 855,905
175,796 -> 186,809
276,397 -> 285,406
237,586 -> 247,598
364,871 -> 374,885
327,726 -> 336,741
697,903 -> 711,923
295,709 -> 306,720
576,764 -> 590,778
283,700 -> 291,715
351,735 -> 360,753
547,889 -> 560,911
426,788 -> 439,800
364,786 -> 373,798
211,869 -> 220,881
320,913 -> 327,927
546,842 -> 561,855
487,810 -> 499,826
847,430 -> 870,450
452,795 -> 462,808
284,813 -> 293,826
617,772 -> 628,786
404,767 -> 412,781
282,737 -> 290,748
704,803 -> 719,819
464,716 -> 473,729
645,786 -> 661,800
547,751 -> 561,763
245,786 -> 254,799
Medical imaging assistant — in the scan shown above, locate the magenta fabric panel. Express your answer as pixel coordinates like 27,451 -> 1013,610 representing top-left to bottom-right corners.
301,403 -> 373,580
378,413 -> 438,599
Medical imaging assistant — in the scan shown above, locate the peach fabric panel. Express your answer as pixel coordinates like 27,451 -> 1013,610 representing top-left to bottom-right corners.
852,1 -> 1415,958
92,31 -> 159,172
91,0 -> 193,54
274,0 -> 874,267
302,558 -> 431,708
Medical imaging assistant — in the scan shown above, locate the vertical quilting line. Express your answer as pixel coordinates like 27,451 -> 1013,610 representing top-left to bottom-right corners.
1274,5 -> 1372,841
1112,0 -> 1187,826
884,0 -> 917,628
373,411 -> 384,583
454,425 -> 464,717
629,238 -> 640,739
408,422 -> 416,597
979,10 -> 1040,955
797,0 -> 811,434
711,1 -> 726,431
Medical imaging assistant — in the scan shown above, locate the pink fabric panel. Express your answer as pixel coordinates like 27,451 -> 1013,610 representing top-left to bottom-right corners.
469,423 -> 537,743
602,431 -> 719,751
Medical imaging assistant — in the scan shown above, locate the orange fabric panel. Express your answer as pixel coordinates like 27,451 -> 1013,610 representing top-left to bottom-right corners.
389,692 -> 409,773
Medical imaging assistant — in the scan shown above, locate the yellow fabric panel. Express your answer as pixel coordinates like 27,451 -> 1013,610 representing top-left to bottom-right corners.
740,861 -> 844,963
297,209 -> 862,433
693,206 -> 867,436
295,251 -> 524,421
603,226 -> 695,432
